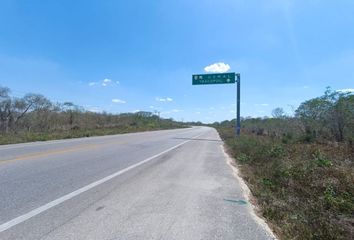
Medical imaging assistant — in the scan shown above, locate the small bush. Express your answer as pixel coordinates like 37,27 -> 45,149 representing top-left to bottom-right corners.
236,153 -> 251,164
262,178 -> 274,187
267,145 -> 286,158
281,133 -> 293,144
300,130 -> 317,143
313,149 -> 332,167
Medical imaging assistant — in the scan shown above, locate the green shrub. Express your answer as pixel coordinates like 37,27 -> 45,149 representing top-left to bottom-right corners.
281,133 -> 293,144
313,149 -> 332,167
262,178 -> 274,187
267,145 -> 286,158
236,153 -> 251,164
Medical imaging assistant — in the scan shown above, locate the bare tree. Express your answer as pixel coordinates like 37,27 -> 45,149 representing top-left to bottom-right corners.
0,87 -> 12,132
272,107 -> 286,119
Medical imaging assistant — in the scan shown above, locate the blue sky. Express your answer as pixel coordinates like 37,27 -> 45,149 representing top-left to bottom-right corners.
0,0 -> 353,123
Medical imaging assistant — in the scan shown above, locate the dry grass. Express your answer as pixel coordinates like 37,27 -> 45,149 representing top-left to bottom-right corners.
217,126 -> 354,240
0,123 -> 187,145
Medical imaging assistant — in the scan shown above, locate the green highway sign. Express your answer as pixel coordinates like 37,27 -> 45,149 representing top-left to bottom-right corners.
192,71 -> 241,136
192,73 -> 236,85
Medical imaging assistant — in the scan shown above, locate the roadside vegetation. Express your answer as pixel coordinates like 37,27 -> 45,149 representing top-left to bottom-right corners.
0,86 -> 186,145
213,88 -> 354,240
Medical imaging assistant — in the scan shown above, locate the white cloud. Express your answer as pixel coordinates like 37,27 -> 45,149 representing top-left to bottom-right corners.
89,78 -> 119,87
337,88 -> 354,93
102,78 -> 112,86
161,109 -> 183,115
204,62 -> 230,73
155,97 -> 173,102
112,98 -> 126,104
255,103 -> 269,107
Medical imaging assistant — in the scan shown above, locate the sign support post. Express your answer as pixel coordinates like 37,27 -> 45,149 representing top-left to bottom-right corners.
236,73 -> 241,136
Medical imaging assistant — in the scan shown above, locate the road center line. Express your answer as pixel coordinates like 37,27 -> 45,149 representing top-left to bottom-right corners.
0,133 -> 204,233
0,140 -> 128,165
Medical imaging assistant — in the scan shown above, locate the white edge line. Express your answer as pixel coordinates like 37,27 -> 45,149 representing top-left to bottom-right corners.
0,133 -> 204,233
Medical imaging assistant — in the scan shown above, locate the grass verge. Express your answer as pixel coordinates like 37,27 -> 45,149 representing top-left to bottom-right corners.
216,126 -> 354,240
0,124 -> 187,145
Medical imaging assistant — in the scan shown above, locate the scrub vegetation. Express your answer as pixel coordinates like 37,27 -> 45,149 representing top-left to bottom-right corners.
0,86 -> 186,145
214,88 -> 354,240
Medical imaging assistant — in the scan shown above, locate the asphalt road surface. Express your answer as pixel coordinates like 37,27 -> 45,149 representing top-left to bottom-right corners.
0,127 -> 275,240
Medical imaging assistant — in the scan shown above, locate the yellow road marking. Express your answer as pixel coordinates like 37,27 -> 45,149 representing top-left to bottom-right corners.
0,140 -> 126,165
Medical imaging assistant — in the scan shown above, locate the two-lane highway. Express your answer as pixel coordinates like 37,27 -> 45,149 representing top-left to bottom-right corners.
0,127 -> 275,239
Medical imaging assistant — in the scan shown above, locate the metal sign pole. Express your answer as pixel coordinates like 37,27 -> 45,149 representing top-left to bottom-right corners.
236,73 -> 241,136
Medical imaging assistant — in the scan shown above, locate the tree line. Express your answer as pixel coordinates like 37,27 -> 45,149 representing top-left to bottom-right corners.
214,88 -> 354,144
0,86 -> 185,141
